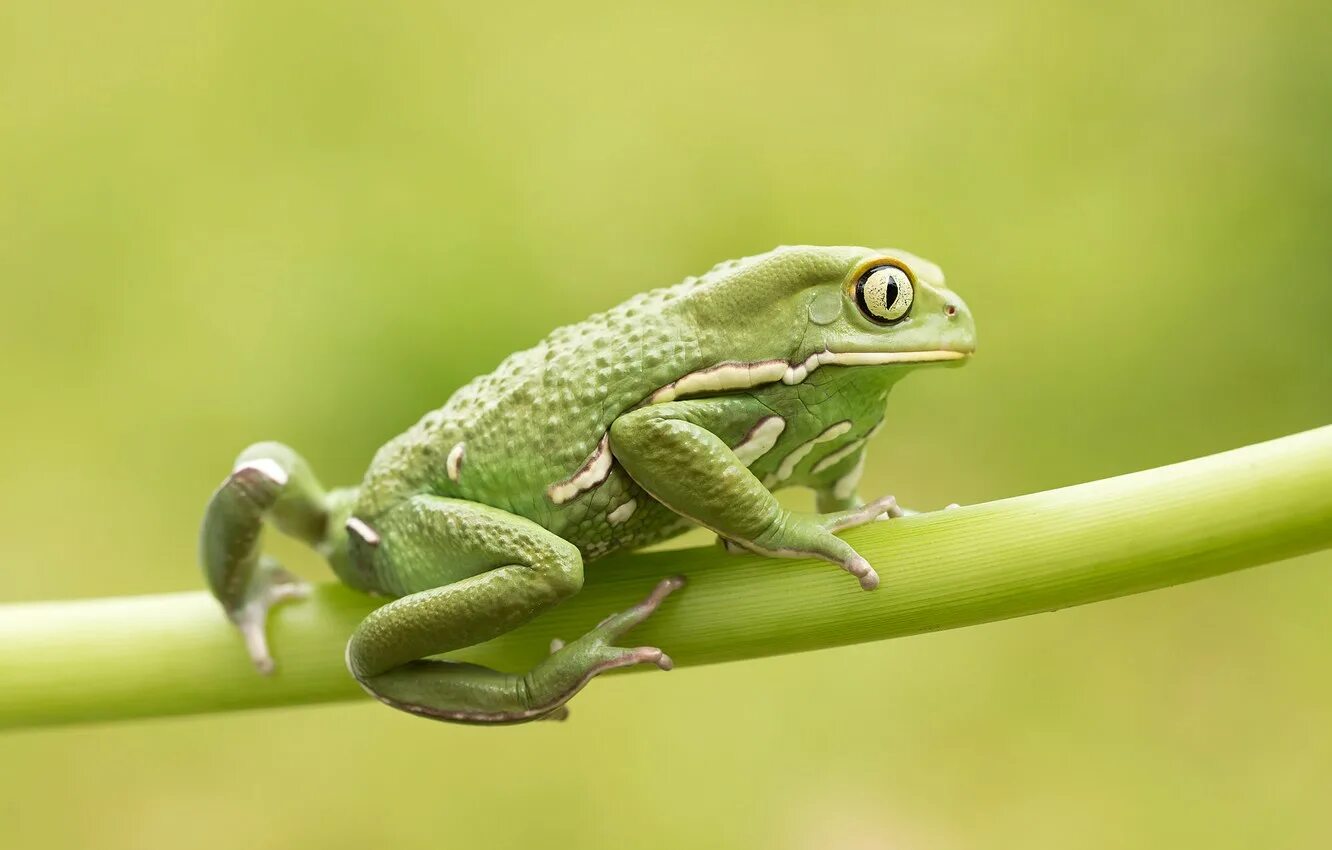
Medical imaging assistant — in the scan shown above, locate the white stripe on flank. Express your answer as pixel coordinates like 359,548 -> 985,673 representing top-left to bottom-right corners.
732,415 -> 786,466
547,434 -> 614,505
833,454 -> 867,500
811,438 -> 866,474
547,349 -> 962,506
446,442 -> 465,482
650,349 -> 966,404
772,421 -> 853,483
650,360 -> 787,404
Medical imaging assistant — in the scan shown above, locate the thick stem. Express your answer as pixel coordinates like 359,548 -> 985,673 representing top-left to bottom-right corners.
2,426 -> 1330,730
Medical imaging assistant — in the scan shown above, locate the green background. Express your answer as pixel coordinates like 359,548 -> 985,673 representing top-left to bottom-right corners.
2,2 -> 1330,848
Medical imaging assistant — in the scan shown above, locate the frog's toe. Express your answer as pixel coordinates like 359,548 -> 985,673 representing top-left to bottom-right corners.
842,553 -> 880,591
595,644 -> 675,673
827,494 -> 903,531
639,647 -> 675,671
594,575 -> 686,640
228,559 -> 310,675
549,577 -> 683,678
230,606 -> 276,674
822,495 -> 902,533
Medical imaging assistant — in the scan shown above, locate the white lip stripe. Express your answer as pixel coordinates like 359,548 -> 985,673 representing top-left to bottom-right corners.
773,420 -> 853,483
446,442 -> 465,482
607,498 -> 637,525
811,438 -> 866,475
732,415 -> 786,466
547,434 -> 614,505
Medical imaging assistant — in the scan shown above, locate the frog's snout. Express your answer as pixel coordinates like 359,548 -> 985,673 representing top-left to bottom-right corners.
939,293 -> 977,354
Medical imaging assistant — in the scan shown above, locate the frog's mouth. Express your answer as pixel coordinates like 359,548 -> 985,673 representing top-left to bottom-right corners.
782,348 -> 970,384
819,349 -> 970,366
649,348 -> 971,404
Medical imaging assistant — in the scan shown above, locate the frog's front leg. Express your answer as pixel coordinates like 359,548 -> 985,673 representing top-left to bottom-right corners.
610,400 -> 893,590
345,496 -> 682,724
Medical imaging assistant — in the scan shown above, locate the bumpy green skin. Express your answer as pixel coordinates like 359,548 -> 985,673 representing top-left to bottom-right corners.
200,245 -> 976,723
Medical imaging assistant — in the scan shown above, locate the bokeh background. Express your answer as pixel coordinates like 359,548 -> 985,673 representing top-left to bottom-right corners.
2,1 -> 1330,848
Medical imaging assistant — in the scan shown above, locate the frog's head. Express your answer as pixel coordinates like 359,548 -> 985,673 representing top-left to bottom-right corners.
693,245 -> 975,374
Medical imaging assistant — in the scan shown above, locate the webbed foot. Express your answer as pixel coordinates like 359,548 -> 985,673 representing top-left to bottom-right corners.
541,575 -> 682,677
734,495 -> 902,591
350,576 -> 686,724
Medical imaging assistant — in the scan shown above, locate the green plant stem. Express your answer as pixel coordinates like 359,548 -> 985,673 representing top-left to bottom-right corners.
2,426 -> 1330,731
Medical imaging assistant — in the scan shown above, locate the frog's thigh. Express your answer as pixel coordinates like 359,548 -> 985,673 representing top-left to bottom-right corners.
609,398 -> 783,541
347,496 -> 583,678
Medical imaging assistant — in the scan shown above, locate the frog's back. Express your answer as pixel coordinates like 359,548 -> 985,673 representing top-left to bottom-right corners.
355,275 -> 712,537
352,247 -> 872,553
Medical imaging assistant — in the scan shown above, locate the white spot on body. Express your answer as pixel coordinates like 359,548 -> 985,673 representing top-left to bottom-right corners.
731,415 -> 786,466
811,438 -> 866,474
607,498 -> 637,525
547,434 -> 614,505
772,421 -> 853,483
446,442 -> 465,483
346,516 -> 381,546
833,454 -> 867,500
233,458 -> 289,486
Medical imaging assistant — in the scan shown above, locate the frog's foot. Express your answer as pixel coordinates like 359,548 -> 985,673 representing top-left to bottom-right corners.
542,575 -> 684,680
719,497 -> 897,587
349,576 -> 685,725
524,575 -> 683,720
227,557 -> 311,675
534,585 -> 681,723
742,497 -> 903,591
538,639 -> 572,722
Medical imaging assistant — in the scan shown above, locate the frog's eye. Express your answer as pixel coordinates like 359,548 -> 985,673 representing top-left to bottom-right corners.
854,265 -> 914,325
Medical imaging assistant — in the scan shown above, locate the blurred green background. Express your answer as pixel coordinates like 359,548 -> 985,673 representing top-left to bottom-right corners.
2,1 -> 1330,847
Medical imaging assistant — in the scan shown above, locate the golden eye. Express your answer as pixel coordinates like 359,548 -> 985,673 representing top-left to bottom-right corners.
855,265 -> 914,324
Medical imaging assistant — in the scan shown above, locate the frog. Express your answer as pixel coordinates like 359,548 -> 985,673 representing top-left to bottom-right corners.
200,244 -> 976,724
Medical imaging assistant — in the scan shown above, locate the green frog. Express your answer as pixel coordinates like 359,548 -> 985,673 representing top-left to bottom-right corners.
201,245 -> 976,723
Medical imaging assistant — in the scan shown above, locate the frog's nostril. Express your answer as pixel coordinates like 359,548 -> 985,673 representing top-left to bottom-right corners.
944,304 -> 958,317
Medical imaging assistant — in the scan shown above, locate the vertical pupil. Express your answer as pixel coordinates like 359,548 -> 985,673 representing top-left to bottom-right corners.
882,279 -> 898,310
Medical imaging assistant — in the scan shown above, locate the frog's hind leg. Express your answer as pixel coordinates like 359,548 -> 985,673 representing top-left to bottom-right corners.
345,496 -> 683,724
200,441 -> 353,674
